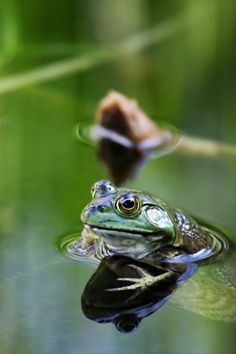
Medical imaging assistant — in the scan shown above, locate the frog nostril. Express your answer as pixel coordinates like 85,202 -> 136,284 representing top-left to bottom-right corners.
82,204 -> 106,219
97,205 -> 106,213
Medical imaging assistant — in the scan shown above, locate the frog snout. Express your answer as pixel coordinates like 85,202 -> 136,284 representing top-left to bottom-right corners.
81,204 -> 106,222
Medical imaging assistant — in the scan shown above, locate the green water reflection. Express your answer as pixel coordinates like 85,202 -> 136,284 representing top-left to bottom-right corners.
0,0 -> 236,353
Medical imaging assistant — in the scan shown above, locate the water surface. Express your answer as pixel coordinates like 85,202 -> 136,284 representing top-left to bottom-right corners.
0,1 -> 236,353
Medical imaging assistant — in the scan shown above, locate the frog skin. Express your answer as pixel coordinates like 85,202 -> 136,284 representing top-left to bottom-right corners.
81,180 -> 226,263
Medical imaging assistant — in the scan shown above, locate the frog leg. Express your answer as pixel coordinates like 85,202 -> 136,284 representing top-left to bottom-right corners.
107,264 -> 173,292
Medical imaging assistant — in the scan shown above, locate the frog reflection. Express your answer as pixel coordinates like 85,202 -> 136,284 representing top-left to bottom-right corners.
61,232 -> 236,329
81,256 -> 197,333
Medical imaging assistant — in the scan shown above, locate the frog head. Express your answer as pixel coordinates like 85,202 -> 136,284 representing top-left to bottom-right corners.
81,180 -> 176,259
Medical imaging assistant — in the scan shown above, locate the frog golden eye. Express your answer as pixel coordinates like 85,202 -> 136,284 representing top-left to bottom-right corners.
116,195 -> 141,216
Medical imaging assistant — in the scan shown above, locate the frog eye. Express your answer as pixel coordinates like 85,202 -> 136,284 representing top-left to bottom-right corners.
116,195 -> 141,216
91,180 -> 116,198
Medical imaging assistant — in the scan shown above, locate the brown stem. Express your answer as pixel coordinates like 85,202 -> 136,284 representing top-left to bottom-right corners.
176,135 -> 236,158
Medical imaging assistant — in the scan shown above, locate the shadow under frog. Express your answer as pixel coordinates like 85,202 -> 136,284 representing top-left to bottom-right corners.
60,180 -> 233,332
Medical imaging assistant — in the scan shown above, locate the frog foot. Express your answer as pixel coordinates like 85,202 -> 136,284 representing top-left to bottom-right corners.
107,264 -> 173,292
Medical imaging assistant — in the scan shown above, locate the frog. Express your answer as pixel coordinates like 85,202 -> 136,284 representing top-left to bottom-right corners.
81,180 -> 227,264
61,180 -> 235,319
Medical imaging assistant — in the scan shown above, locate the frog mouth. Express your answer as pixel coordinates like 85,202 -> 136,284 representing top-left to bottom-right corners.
84,225 -> 164,258
85,224 -> 164,240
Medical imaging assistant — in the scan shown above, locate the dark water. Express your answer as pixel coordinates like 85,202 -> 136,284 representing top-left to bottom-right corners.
0,1 -> 236,353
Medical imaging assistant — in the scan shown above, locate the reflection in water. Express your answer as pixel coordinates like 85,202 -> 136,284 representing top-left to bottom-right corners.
76,91 -> 179,185
60,226 -> 234,332
77,91 -> 236,186
171,252 -> 236,322
95,135 -> 150,187
81,256 -> 197,333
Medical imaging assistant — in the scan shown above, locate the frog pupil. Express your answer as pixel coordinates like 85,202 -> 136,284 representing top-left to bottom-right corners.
116,195 -> 140,215
122,199 -> 135,209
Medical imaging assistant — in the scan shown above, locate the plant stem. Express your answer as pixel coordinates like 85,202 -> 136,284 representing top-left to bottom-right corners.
176,135 -> 236,158
0,9 -> 207,96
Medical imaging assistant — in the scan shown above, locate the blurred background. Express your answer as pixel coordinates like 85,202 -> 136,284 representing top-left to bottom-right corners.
0,0 -> 236,353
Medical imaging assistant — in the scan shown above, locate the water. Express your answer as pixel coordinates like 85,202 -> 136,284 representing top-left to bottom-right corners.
0,1 -> 236,352
0,90 -> 235,353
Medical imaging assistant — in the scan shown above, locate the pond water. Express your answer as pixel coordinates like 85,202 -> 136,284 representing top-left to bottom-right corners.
0,87 -> 235,354
0,1 -> 236,353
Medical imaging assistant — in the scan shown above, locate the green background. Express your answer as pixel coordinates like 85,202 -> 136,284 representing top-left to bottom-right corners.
0,0 -> 235,353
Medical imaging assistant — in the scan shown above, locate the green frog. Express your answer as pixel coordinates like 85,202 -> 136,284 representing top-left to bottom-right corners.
80,180 -> 227,264
61,180 -> 236,322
